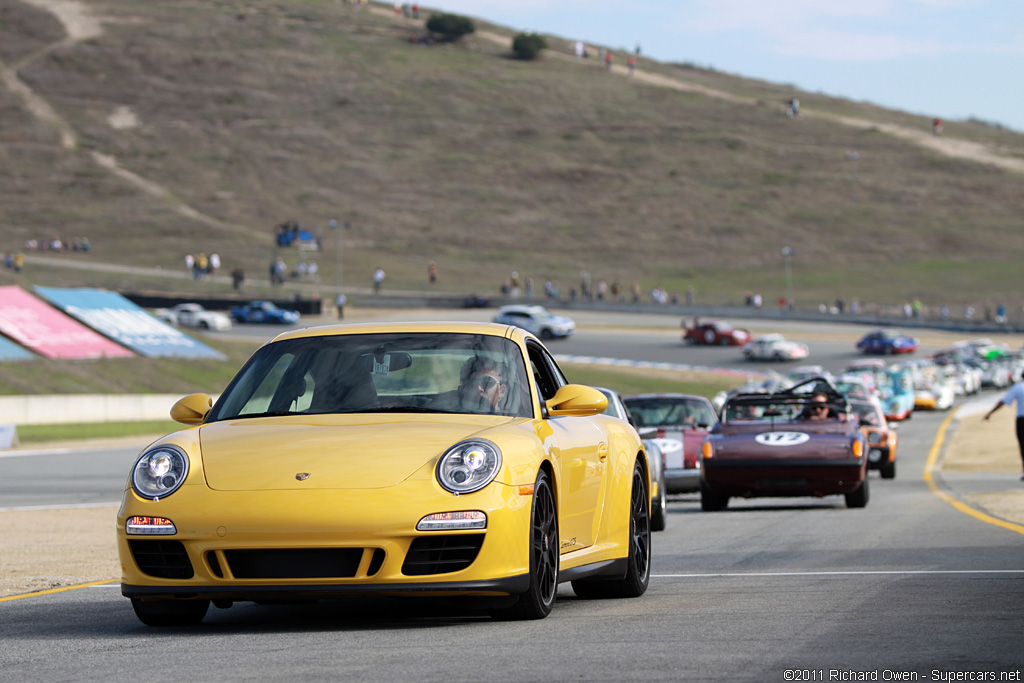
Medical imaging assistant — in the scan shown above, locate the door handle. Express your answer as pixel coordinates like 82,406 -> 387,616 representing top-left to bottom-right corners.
598,443 -> 608,460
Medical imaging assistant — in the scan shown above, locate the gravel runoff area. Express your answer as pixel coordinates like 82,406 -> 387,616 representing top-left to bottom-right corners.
2,396 -> 1022,600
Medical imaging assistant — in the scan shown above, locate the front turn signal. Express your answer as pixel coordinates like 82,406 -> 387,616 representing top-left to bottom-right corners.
701,440 -> 714,459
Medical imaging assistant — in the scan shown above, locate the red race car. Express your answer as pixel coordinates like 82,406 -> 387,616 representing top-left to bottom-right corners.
682,319 -> 751,346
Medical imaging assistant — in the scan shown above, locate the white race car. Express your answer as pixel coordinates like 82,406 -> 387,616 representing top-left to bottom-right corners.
155,303 -> 232,331
742,334 -> 809,362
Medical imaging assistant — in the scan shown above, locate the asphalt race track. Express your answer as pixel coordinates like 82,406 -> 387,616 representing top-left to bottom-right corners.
2,312 -> 1022,681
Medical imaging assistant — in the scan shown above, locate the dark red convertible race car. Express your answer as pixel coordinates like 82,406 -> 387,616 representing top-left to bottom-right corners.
699,378 -> 869,511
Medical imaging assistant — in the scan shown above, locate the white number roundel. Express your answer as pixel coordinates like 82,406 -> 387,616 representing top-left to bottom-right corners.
755,431 -> 810,446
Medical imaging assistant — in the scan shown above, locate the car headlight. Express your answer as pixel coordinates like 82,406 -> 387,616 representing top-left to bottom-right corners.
131,445 -> 190,500
436,439 -> 502,494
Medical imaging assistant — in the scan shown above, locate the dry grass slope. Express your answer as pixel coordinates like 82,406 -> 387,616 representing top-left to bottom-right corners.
1,0 -> 1023,311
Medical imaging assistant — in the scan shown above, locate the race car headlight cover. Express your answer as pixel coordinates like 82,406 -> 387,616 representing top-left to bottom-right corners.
131,445 -> 190,500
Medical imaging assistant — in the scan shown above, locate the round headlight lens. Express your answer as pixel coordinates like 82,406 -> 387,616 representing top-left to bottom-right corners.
131,445 -> 189,500
436,440 -> 502,494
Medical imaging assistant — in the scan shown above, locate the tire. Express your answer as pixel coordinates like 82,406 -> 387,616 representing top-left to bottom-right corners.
199,321 -> 209,330
540,329 -> 553,340
880,459 -> 896,480
571,459 -> 651,599
495,470 -> 559,620
131,598 -> 209,627
700,479 -> 729,512
650,469 -> 667,532
704,330 -> 715,344
845,477 -> 870,508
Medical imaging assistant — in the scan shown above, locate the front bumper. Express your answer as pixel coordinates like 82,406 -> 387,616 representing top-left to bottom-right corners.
118,480 -> 535,600
702,459 -> 866,497
664,468 -> 701,494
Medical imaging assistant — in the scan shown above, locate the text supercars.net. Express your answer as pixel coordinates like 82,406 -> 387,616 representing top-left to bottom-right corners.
783,670 -> 1021,682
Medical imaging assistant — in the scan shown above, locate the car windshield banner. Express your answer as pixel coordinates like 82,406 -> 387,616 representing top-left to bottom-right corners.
34,286 -> 225,359
0,285 -> 134,359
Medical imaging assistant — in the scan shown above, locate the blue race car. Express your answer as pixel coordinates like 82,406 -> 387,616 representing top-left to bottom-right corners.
230,300 -> 300,325
856,329 -> 918,355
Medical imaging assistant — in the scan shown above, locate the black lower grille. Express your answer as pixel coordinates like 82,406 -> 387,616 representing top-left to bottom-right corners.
129,540 -> 194,579
367,548 -> 386,576
223,548 -> 363,579
206,551 -> 224,578
402,535 -> 484,576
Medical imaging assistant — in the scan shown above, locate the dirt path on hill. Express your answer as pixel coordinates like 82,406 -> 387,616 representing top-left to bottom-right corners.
5,0 -> 254,235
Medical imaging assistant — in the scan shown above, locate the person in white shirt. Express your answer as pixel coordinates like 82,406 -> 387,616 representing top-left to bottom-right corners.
984,381 -> 1024,479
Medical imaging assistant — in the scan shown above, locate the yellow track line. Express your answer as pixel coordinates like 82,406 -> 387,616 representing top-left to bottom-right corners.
924,407 -> 1024,536
0,579 -> 117,603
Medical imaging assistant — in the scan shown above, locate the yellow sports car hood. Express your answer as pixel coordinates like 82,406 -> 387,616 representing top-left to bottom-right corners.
198,414 -> 517,491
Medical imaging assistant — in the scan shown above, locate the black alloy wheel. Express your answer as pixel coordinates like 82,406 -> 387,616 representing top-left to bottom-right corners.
571,459 -> 651,599
498,470 -> 559,620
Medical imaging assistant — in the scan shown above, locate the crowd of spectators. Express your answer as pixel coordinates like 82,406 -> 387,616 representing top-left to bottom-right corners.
22,236 -> 90,252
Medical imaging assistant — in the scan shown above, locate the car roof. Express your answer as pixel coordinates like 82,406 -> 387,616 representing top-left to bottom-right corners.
498,304 -> 548,314
272,321 -> 524,343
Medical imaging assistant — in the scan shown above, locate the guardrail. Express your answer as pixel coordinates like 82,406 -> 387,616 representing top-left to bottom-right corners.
0,394 -> 185,426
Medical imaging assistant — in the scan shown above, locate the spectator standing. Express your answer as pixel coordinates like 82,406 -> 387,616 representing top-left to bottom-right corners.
209,253 -> 221,275
335,292 -> 347,319
13,252 -> 24,273
274,257 -> 286,285
185,253 -> 195,273
428,261 -> 438,285
983,381 -> 1024,479
627,54 -> 636,75
604,50 -> 613,71
373,267 -> 386,294
231,268 -> 245,291
196,253 -> 209,279
933,118 -> 943,135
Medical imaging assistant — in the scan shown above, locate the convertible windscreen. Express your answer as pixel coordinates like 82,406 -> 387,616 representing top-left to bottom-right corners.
208,332 -> 533,420
627,397 -> 716,428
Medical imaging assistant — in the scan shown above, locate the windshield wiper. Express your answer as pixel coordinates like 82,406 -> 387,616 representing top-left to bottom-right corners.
225,410 -> 305,420
339,406 -> 458,414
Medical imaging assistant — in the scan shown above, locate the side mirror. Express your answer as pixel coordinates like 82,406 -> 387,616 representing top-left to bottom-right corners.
171,393 -> 213,425
546,384 -> 608,417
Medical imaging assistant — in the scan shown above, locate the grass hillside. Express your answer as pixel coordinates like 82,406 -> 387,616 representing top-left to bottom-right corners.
2,0 -> 1024,313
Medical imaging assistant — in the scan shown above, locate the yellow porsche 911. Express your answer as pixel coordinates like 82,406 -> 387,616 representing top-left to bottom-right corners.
118,322 -> 651,625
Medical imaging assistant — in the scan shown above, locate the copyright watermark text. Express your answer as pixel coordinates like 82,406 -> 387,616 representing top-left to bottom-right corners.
783,670 -> 1021,682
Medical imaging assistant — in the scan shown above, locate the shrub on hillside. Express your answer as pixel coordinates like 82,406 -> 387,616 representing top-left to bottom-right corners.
425,13 -> 475,42
511,32 -> 546,60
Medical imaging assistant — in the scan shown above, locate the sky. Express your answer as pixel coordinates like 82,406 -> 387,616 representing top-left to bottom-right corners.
432,0 -> 1024,133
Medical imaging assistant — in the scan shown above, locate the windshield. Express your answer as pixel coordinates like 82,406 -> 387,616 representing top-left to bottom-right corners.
849,401 -> 882,426
624,397 -> 715,428
724,394 -> 843,423
208,332 -> 533,421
